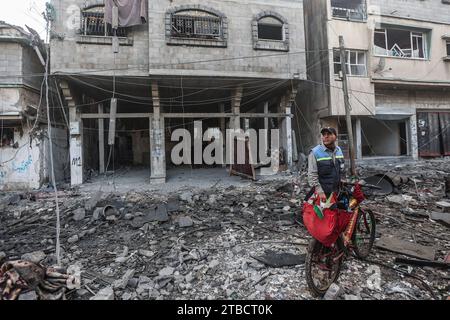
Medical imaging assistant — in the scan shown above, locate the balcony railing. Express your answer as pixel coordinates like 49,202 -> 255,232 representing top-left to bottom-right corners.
332,6 -> 367,21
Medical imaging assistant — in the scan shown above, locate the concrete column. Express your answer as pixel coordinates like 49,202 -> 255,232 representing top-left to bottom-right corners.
355,118 -> 362,160
280,96 -> 293,167
409,114 -> 419,160
61,82 -> 83,186
150,82 -> 166,183
232,87 -> 243,130
69,101 -> 83,186
264,102 -> 269,147
98,104 -> 105,173
220,103 -> 226,168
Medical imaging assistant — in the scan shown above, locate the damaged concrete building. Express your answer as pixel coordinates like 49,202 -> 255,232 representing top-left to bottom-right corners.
0,22 -> 68,190
49,0 -> 306,186
301,0 -> 450,160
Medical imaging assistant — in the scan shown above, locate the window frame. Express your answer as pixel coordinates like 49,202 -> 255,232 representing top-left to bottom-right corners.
446,40 -> 450,57
373,27 -> 429,60
333,49 -> 368,77
257,16 -> 285,41
170,11 -> 223,40
165,6 -> 228,48
80,5 -> 128,38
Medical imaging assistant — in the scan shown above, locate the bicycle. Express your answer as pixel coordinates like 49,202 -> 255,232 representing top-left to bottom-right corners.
304,181 -> 381,297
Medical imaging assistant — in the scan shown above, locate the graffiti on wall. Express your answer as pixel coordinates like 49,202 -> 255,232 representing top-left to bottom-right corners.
12,155 -> 33,173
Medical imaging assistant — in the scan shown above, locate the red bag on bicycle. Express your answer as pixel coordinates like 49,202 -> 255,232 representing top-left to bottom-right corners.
302,193 -> 340,247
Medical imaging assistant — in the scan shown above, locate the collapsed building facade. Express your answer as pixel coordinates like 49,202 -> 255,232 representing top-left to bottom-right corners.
49,0 -> 307,186
301,0 -> 450,160
0,22 -> 68,190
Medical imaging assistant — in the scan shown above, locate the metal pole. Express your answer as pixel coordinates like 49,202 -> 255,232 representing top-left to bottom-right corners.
339,36 -> 356,176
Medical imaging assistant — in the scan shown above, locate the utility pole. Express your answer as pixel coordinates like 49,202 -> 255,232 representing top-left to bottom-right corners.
339,36 -> 356,176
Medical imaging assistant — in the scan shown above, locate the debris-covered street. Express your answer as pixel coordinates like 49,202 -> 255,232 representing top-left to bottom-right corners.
1,159 -> 449,300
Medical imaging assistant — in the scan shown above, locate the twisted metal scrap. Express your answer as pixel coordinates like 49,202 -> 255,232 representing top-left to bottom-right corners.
0,261 -> 79,300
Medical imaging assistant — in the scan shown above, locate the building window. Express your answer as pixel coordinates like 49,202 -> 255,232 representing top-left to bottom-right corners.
257,16 -> 284,41
1,128 -> 15,148
252,12 -> 289,51
374,28 -> 428,59
171,10 -> 222,40
81,6 -> 127,37
331,0 -> 367,21
447,41 -> 450,57
165,6 -> 227,47
333,49 -> 367,76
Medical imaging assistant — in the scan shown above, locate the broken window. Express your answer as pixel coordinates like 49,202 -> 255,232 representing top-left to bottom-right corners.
257,16 -> 284,41
374,28 -> 427,59
333,49 -> 367,76
0,128 -> 14,148
171,10 -> 222,40
331,0 -> 367,21
81,6 -> 127,37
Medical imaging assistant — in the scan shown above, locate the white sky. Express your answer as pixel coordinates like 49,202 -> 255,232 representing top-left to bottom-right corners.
0,0 -> 48,39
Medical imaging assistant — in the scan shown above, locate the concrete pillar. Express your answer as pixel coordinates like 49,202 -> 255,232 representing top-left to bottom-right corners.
232,87 -> 243,130
355,118 -> 362,160
69,101 -> 83,186
409,114 -> 419,160
150,82 -> 166,183
98,104 -> 105,173
264,101 -> 269,147
280,95 -> 293,167
61,82 -> 83,186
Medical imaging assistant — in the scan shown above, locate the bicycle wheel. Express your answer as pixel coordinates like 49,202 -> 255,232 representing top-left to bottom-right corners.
305,238 -> 343,297
352,208 -> 376,260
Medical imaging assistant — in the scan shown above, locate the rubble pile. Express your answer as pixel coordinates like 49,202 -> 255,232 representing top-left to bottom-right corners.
0,158 -> 449,300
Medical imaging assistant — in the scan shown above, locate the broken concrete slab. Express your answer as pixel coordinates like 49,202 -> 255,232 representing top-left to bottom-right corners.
130,205 -> 169,228
90,286 -> 115,300
436,201 -> 450,213
376,236 -> 436,261
178,216 -> 194,228
158,266 -> 174,277
323,283 -> 343,300
252,251 -> 305,268
166,197 -> 181,212
429,212 -> 450,227
387,195 -> 413,205
8,194 -> 21,205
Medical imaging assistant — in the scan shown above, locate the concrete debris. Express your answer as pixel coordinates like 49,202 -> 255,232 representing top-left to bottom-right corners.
323,283 -> 343,300
0,158 -> 449,300
113,269 -> 135,289
72,208 -> 86,221
252,251 -> 305,268
178,216 -> 194,228
429,212 -> 450,226
90,286 -> 115,300
376,236 -> 436,261
387,194 -> 413,205
436,201 -> 450,213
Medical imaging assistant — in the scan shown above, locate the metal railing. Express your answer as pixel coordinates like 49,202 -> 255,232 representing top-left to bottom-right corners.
332,6 -> 367,21
81,12 -> 127,37
171,14 -> 222,39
